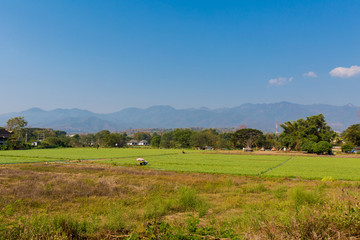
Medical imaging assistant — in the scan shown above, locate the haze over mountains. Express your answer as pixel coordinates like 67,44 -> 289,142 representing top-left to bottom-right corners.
0,102 -> 359,133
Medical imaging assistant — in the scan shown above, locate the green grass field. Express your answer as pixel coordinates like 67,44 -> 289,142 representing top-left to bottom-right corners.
1,148 -> 360,180
0,148 -> 183,162
103,154 -> 289,176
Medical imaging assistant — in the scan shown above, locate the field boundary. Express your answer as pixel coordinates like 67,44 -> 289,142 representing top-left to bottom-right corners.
261,157 -> 293,175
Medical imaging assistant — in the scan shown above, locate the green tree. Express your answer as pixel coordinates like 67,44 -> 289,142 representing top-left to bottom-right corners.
313,141 -> 332,154
301,140 -> 316,153
190,131 -> 208,148
150,135 -> 161,148
190,130 -> 219,149
33,128 -> 56,140
41,136 -> 70,148
173,129 -> 193,148
103,133 -> 127,148
133,132 -> 151,142
263,133 -> 280,149
230,128 -> 264,149
343,124 -> 360,146
341,142 -> 355,153
6,116 -> 28,131
6,116 -> 28,141
81,133 -> 96,147
218,132 -> 234,149
279,114 -> 336,151
70,134 -> 82,147
160,132 -> 175,148
95,130 -> 111,147
54,130 -> 67,137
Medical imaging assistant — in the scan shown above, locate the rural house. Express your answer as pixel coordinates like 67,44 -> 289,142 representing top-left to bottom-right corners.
138,140 -> 149,146
127,140 -> 138,146
0,128 -> 12,145
243,147 -> 253,152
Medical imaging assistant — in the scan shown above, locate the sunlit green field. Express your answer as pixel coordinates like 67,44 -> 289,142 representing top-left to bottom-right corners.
103,154 -> 289,176
0,148 -> 360,180
267,156 -> 360,180
0,148 -> 183,163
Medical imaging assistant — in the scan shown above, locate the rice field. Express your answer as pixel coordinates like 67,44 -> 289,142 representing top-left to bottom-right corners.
1,148 -> 360,180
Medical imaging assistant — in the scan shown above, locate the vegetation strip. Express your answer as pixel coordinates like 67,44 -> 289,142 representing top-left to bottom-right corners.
261,157 -> 293,175
83,152 -> 182,161
0,152 -> 182,165
0,154 -> 62,160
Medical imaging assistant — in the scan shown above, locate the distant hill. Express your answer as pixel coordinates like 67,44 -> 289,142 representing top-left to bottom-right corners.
0,102 -> 359,133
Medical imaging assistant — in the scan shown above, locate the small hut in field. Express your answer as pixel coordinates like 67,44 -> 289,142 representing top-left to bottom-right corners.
243,147 -> 253,152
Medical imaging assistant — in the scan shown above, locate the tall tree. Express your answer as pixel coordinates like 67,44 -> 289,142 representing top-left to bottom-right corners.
150,135 -> 161,148
81,133 -> 96,147
95,130 -> 110,147
103,133 -> 127,148
133,132 -> 151,142
41,136 -> 70,148
190,130 -> 220,149
343,124 -> 360,146
160,132 -> 175,148
70,134 -> 82,147
6,116 -> 28,141
279,114 -> 336,151
173,129 -> 193,148
231,128 -> 264,149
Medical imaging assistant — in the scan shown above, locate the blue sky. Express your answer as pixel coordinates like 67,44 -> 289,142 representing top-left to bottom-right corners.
0,0 -> 359,114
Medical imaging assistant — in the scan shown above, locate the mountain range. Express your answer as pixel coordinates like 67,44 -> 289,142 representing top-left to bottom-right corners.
0,102 -> 359,133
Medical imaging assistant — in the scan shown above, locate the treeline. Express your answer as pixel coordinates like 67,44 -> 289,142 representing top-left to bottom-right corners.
0,128 -> 129,150
1,115 -> 360,154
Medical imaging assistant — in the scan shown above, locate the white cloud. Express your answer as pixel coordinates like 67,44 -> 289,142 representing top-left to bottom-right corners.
269,77 -> 293,86
329,65 -> 360,78
303,71 -> 317,78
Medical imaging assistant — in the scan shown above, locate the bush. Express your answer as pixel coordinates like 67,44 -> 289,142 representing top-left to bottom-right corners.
2,214 -> 97,239
106,208 -> 126,230
40,137 -> 70,148
301,141 -> 316,153
341,143 -> 354,153
291,187 -> 323,208
177,186 -> 208,216
313,141 -> 332,154
144,197 -> 174,219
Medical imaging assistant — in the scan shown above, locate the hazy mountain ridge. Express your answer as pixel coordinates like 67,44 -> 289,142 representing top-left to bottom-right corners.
0,102 -> 359,133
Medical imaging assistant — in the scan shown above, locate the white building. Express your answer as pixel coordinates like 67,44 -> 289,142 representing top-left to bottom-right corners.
138,140 -> 149,146
127,140 -> 138,146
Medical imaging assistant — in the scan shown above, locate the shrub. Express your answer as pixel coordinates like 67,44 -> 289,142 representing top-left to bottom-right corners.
313,141 -> 332,154
185,214 -> 200,233
291,187 -> 323,208
242,183 -> 268,194
1,214 -> 98,239
144,197 -> 174,219
341,142 -> 354,153
106,208 -> 126,230
177,186 -> 208,216
178,187 -> 200,211
321,176 -> 334,182
301,140 -> 315,153
272,186 -> 288,199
